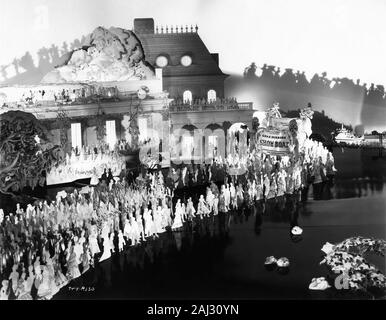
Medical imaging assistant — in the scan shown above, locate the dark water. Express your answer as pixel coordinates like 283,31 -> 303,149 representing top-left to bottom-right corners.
51,148 -> 386,300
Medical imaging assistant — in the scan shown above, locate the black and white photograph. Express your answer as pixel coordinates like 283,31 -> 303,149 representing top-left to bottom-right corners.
0,0 -> 385,308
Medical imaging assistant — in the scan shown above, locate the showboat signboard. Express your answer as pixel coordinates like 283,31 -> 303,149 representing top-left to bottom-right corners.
258,129 -> 291,155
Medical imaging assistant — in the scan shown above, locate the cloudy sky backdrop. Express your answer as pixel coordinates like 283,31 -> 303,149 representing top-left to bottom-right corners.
1,0 -> 385,85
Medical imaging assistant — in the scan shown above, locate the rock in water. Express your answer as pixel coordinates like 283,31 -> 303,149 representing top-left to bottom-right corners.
309,277 -> 331,290
264,256 -> 277,265
291,226 -> 303,235
321,242 -> 335,255
277,257 -> 290,268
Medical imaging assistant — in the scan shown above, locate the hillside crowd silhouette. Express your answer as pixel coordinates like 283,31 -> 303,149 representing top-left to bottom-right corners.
243,63 -> 386,108
0,37 -> 87,86
1,39 -> 385,110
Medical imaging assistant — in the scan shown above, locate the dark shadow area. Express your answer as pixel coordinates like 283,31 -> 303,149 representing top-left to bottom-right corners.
226,63 -> 386,132
0,36 -> 88,86
240,62 -> 385,107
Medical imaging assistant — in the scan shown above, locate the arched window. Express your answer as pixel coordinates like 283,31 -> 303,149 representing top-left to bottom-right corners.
207,89 -> 216,102
106,120 -> 117,149
208,135 -> 218,157
138,117 -> 148,143
183,90 -> 192,104
71,123 -> 82,150
182,136 -> 194,160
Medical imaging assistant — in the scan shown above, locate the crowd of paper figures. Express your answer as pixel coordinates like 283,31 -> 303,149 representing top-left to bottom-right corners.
0,104 -> 353,300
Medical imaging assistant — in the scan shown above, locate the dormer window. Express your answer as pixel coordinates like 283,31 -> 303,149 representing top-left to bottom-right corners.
181,55 -> 192,67
156,55 -> 168,68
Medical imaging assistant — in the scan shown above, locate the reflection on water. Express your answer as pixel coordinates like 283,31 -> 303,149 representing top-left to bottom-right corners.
55,213 -> 234,299
54,187 -> 385,300
330,147 -> 386,199
49,195 -> 306,299
53,147 -> 385,300
332,178 -> 386,199
0,147 -> 384,299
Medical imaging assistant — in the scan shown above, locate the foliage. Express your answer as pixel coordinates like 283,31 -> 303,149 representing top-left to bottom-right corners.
321,237 -> 386,293
95,103 -> 107,145
55,107 -> 71,147
125,96 -> 143,151
252,117 -> 260,132
289,119 -> 298,136
0,111 -> 64,194
309,133 -> 326,143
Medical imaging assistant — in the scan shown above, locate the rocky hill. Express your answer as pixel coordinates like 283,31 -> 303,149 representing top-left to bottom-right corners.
42,26 -> 155,83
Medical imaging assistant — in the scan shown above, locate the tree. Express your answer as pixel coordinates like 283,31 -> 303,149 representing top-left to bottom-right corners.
19,52 -> 35,71
0,111 -> 63,195
309,133 -> 326,144
252,117 -> 260,132
125,94 -> 145,151
95,102 -> 107,145
55,107 -> 71,149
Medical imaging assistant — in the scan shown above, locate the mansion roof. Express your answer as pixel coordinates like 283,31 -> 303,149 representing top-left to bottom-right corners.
134,19 -> 228,78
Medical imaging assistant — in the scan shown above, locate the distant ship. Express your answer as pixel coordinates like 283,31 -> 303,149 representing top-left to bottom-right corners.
335,125 -> 364,145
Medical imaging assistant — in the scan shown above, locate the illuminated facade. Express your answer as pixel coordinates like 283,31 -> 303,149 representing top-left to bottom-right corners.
133,18 -> 254,164
0,18 -> 254,168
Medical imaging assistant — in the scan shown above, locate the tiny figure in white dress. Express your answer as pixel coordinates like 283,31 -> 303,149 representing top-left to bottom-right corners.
16,271 -> 33,300
109,233 -> 115,253
123,217 -> 131,238
143,208 -> 152,238
0,280 -> 9,300
9,264 -> 20,294
73,236 -> 83,265
150,210 -> 159,238
172,199 -> 184,231
66,245 -> 81,280
186,197 -> 196,221
137,215 -> 145,242
224,184 -> 231,210
37,266 -> 52,300
229,183 -> 236,209
90,168 -> 99,186
99,235 -> 112,262
155,206 -> 166,234
88,225 -> 101,257
130,217 -> 140,246
118,230 -> 126,252
206,188 -> 215,213
162,202 -> 172,228
197,195 -> 210,218
181,202 -> 187,222
80,244 -> 91,274
213,195 -> 219,216
277,168 -> 287,197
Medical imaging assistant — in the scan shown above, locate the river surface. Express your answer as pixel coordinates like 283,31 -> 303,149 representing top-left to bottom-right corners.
50,148 -> 386,300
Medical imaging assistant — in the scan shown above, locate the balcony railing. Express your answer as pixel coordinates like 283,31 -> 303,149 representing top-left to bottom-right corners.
169,102 -> 253,113
0,93 -> 146,111
0,85 -> 152,111
155,24 -> 198,34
